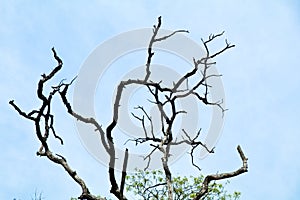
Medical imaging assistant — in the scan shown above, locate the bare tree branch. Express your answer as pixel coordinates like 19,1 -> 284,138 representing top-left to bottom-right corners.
10,16 -> 247,200
10,48 -> 103,200
120,149 -> 129,200
193,145 -> 248,200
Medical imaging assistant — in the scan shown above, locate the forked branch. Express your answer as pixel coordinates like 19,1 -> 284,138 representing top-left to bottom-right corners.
10,48 -> 103,200
193,145 -> 248,200
10,16 -> 248,200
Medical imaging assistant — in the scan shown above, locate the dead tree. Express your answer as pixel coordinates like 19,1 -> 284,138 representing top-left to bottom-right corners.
10,17 -> 248,200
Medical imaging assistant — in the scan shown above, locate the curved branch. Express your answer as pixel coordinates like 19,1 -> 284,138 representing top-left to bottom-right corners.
10,48 -> 102,200
193,145 -> 248,200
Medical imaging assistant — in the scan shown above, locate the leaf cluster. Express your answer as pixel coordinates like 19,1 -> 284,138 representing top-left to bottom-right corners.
125,169 -> 241,200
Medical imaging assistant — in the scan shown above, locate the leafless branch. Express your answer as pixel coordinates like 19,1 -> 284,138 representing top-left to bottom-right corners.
193,145 -> 248,200
10,48 -> 103,200
120,149 -> 129,199
10,16 -> 247,200
143,182 -> 167,194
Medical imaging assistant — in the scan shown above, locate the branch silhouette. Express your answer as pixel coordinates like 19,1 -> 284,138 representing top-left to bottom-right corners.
10,17 -> 248,200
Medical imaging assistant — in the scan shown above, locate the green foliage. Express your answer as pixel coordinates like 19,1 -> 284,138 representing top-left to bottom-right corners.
126,169 -> 241,200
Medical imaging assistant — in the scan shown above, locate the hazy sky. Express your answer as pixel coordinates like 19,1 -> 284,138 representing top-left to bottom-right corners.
1,1 -> 300,199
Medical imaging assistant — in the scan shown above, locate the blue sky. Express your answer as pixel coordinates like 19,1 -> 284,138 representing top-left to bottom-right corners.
1,1 -> 300,199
